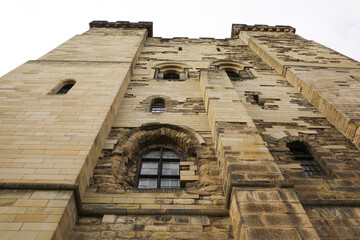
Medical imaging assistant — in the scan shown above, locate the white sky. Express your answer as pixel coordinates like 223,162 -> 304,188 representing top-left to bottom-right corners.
0,0 -> 359,77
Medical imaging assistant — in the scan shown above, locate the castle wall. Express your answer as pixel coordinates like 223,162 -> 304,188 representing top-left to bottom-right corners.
306,207 -> 360,239
232,27 -> 360,239
0,26 -> 148,239
236,30 -> 360,148
71,215 -> 233,239
1,22 -> 360,240
0,28 -> 147,192
0,189 -> 76,240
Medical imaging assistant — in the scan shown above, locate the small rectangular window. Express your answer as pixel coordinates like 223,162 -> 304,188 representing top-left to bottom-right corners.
151,99 -> 165,112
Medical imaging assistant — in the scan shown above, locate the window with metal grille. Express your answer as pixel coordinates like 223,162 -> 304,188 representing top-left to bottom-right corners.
137,147 -> 180,189
288,141 -> 323,176
150,98 -> 165,112
56,83 -> 74,94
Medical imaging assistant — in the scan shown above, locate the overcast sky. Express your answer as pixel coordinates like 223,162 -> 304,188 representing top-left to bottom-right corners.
0,0 -> 359,77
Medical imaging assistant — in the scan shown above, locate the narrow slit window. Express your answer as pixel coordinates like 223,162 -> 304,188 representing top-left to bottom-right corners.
288,141 -> 323,176
151,98 -> 165,113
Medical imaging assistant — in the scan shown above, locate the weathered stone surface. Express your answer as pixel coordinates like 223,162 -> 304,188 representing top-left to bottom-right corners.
70,215 -> 233,240
2,22 -> 360,240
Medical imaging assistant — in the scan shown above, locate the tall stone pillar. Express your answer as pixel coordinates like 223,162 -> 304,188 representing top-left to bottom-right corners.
200,69 -> 320,239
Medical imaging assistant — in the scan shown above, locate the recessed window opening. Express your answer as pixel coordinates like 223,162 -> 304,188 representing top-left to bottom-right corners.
225,69 -> 240,80
287,141 -> 323,176
178,47 -> 182,51
154,63 -> 190,81
163,70 -> 180,80
216,47 -> 221,52
150,98 -> 165,112
137,147 -> 180,189
50,79 -> 76,95
56,83 -> 74,94
253,94 -> 260,105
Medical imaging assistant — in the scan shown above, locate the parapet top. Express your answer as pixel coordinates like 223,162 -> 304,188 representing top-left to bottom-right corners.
89,21 -> 153,37
231,24 -> 296,38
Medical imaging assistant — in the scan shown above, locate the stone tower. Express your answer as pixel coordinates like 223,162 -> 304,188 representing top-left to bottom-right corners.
0,21 -> 360,240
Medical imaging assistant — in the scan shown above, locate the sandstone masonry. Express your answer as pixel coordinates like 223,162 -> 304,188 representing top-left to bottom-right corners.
0,21 -> 359,240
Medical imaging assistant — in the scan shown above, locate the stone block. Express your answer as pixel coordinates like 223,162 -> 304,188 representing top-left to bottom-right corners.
180,175 -> 199,181
102,214 -> 116,223
144,225 -> 167,231
151,232 -> 172,239
173,199 -> 195,205
14,214 -> 47,223
245,228 -> 302,240
180,170 -> 195,176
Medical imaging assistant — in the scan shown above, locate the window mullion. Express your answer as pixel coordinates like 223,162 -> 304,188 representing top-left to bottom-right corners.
158,147 -> 163,188
136,157 -> 143,188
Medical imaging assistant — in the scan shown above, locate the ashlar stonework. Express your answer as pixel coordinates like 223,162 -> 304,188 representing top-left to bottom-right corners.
0,21 -> 359,240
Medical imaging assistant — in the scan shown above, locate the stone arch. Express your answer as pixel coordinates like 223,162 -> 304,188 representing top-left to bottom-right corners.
210,60 -> 254,80
154,62 -> 191,72
139,95 -> 174,112
210,60 -> 246,71
116,123 -> 205,159
92,123 -> 205,191
153,62 -> 191,80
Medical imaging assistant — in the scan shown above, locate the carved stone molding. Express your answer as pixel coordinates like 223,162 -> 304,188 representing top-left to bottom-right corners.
231,24 -> 296,38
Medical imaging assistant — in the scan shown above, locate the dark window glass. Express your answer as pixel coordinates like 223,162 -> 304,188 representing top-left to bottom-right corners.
288,141 -> 323,176
137,147 -> 180,189
225,70 -> 240,80
56,83 -> 74,94
163,72 -> 180,80
151,98 -> 165,112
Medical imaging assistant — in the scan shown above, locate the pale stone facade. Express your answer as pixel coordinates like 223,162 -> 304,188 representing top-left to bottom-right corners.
0,21 -> 359,239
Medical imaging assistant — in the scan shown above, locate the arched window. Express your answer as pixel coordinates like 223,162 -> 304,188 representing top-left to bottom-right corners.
150,98 -> 165,112
163,70 -> 180,80
153,62 -> 190,81
137,147 -> 180,189
287,141 -> 323,176
50,79 -> 76,95
211,61 -> 254,80
56,83 -> 74,94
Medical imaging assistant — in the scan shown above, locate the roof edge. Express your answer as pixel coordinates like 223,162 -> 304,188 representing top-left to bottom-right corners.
231,24 -> 296,38
89,21 -> 153,37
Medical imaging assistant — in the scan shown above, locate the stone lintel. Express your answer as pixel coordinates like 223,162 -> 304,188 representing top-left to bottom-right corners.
89,20 -> 153,37
231,24 -> 296,38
